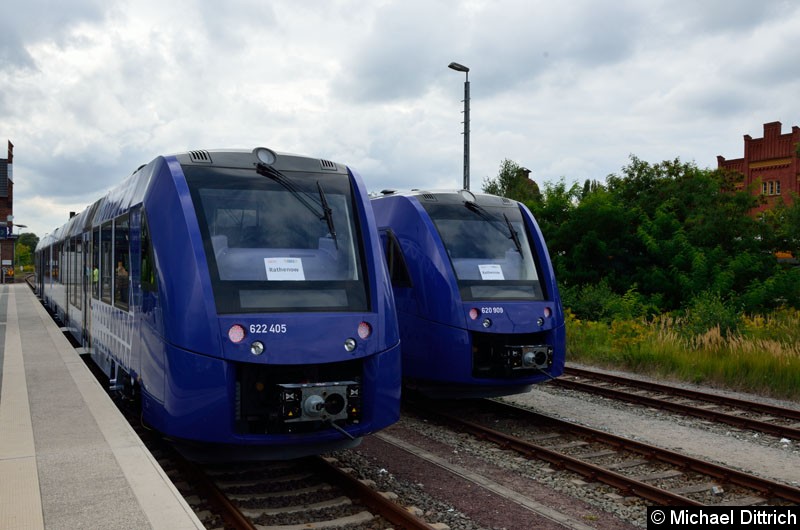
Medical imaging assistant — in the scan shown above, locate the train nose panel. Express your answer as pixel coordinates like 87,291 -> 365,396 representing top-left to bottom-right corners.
511,345 -> 554,370
471,331 -> 555,378
278,382 -> 360,424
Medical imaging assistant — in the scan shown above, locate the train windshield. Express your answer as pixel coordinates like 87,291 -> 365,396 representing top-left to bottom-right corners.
184,165 -> 368,313
423,200 -> 545,301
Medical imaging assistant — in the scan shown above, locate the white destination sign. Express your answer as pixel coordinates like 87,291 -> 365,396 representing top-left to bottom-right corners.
265,257 -> 305,281
478,264 -> 504,280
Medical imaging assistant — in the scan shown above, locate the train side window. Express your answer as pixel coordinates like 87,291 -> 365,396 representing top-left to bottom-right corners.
54,243 -> 61,282
92,227 -> 100,300
113,215 -> 130,311
381,229 -> 412,288
64,240 -> 72,298
140,214 -> 157,292
73,237 -> 82,310
100,222 -> 113,304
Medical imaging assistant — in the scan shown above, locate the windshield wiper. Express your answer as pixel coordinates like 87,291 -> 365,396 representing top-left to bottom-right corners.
503,213 -> 523,254
256,163 -> 340,248
464,201 -> 522,254
317,181 -> 338,249
256,163 -> 323,219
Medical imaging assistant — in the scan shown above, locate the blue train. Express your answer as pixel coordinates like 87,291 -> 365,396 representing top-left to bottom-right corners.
371,189 -> 565,398
35,148 -> 401,458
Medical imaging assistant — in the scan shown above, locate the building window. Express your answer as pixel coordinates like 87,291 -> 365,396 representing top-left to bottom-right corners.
762,180 -> 782,196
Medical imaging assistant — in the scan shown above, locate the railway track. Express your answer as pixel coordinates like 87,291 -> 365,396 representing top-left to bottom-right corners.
97,366 -> 438,529
146,436 -> 442,530
556,366 -> 800,440
407,397 -> 800,507
199,455 -> 441,530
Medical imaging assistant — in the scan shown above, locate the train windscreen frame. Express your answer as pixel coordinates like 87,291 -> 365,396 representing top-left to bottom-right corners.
422,199 -> 546,301
184,165 -> 369,314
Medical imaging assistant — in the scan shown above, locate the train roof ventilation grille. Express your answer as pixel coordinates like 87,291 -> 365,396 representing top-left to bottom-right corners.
319,159 -> 337,171
421,193 -> 438,201
189,150 -> 212,163
502,197 -> 512,204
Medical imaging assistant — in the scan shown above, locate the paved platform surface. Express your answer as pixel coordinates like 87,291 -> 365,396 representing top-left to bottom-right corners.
0,284 -> 204,529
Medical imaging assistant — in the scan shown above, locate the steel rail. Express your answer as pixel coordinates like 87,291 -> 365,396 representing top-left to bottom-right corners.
312,455 -> 438,530
409,399 -> 800,505
557,367 -> 800,440
408,401 -> 701,506
563,366 -> 800,421
171,451 -> 258,530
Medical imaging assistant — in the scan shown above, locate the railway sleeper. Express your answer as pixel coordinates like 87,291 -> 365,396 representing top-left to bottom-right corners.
240,496 -> 353,517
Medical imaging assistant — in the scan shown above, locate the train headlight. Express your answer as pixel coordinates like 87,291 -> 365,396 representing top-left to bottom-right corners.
357,321 -> 372,339
469,308 -> 479,320
344,338 -> 357,352
228,324 -> 246,344
482,318 -> 492,328
537,317 -> 545,327
250,341 -> 265,356
543,307 -> 552,318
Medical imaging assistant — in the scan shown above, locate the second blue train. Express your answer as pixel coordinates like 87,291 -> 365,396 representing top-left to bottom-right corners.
372,189 -> 565,398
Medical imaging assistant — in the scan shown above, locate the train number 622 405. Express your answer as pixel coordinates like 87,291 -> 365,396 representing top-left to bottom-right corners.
250,323 -> 288,334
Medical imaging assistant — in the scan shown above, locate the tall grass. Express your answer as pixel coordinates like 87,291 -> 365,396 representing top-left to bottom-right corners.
565,308 -> 800,400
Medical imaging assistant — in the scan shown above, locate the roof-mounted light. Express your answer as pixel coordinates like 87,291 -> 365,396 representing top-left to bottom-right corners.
255,147 -> 276,165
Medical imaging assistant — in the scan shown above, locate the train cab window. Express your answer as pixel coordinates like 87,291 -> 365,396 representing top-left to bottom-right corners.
422,199 -> 545,301
379,229 -> 412,288
140,214 -> 157,292
113,215 -> 130,311
184,165 -> 369,313
100,222 -> 113,304
92,227 -> 100,300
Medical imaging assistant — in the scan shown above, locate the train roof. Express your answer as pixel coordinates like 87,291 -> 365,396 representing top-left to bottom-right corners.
371,189 -> 519,207
36,147 -> 348,249
171,148 -> 347,175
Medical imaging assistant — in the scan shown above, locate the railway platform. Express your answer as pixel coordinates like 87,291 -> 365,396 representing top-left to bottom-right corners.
0,283 -> 204,530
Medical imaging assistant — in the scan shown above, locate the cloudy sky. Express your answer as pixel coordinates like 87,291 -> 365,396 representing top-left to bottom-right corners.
2,0 -> 799,238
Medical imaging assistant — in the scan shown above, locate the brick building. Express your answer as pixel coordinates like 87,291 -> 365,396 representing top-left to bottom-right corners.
0,141 -> 16,279
717,121 -> 800,215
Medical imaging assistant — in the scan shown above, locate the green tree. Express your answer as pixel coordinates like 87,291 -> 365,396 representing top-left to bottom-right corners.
18,233 -> 39,251
15,233 -> 39,268
15,244 -> 31,267
492,153 -> 799,319
525,179 -> 580,282
482,159 -> 542,204
601,157 -> 776,311
557,186 -> 641,290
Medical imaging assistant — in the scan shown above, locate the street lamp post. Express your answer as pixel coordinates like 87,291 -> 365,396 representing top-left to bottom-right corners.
448,61 -> 470,190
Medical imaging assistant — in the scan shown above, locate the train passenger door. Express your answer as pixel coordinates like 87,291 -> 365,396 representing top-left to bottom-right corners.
87,226 -> 100,349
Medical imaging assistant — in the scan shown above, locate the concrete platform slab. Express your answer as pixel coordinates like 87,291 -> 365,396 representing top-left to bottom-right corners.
0,284 -> 204,530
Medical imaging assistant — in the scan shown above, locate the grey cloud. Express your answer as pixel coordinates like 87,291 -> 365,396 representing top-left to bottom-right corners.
0,0 -> 106,68
331,0 -> 463,103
